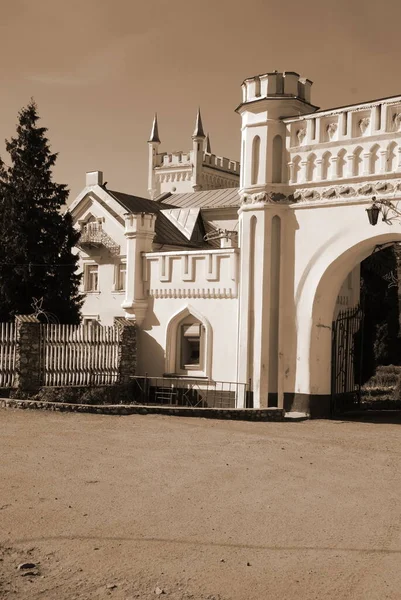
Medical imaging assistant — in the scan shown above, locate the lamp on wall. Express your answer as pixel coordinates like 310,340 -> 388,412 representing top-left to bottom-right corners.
366,197 -> 381,226
366,196 -> 401,226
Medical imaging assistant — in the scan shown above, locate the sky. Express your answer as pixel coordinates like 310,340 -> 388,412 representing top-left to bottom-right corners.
1,0 -> 401,201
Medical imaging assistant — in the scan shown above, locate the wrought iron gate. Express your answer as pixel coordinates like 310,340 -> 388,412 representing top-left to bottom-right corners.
331,305 -> 364,416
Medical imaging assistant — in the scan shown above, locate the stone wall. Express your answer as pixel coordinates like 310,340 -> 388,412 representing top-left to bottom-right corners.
14,316 -> 41,391
0,398 -> 286,421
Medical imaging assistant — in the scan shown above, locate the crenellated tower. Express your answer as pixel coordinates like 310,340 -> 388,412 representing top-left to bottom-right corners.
147,110 -> 240,198
236,71 -> 317,192
236,71 -> 318,412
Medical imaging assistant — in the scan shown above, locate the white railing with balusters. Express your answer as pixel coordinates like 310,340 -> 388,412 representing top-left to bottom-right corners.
0,323 -> 17,387
41,324 -> 121,386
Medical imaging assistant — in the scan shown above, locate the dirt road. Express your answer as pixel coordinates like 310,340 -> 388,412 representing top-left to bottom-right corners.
1,409 -> 401,599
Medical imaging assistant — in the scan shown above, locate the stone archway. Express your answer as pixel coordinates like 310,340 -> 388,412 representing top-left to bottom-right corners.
293,220 -> 401,417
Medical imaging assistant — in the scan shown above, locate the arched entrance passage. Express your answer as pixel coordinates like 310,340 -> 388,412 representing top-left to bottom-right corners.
294,227 -> 401,418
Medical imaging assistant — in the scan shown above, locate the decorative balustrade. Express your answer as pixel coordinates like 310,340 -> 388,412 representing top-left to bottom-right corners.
78,222 -> 120,256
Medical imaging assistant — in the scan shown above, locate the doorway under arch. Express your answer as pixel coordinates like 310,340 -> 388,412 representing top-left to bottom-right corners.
295,231 -> 401,418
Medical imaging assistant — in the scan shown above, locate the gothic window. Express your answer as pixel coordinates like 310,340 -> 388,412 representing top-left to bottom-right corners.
272,135 -> 283,183
166,308 -> 212,378
179,319 -> 203,371
251,135 -> 261,185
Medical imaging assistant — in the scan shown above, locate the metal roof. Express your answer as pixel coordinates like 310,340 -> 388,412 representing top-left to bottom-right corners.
106,189 -> 207,248
159,188 -> 241,209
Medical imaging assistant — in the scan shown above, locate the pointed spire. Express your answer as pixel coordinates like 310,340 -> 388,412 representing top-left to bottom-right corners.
192,107 -> 205,139
148,113 -> 160,143
205,132 -> 211,153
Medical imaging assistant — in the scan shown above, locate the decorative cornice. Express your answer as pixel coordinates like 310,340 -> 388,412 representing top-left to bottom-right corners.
293,179 -> 401,203
240,191 -> 291,205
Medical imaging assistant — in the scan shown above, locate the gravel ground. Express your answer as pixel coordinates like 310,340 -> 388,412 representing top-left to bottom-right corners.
1,409 -> 401,599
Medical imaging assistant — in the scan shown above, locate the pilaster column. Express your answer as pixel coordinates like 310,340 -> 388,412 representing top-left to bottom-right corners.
300,160 -> 308,183
331,156 -> 339,179
380,149 -> 388,173
316,158 -> 323,181
347,154 -> 354,177
122,213 -> 156,325
288,162 -> 294,184
363,152 -> 371,176
397,147 -> 401,172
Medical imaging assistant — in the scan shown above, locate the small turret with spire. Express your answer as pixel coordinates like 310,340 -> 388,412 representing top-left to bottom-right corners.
205,132 -> 211,154
192,108 -> 206,191
148,113 -> 161,144
148,113 -> 161,199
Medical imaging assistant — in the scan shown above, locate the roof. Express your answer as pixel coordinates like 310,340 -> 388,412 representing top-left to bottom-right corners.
107,189 -> 169,213
158,188 -> 241,209
106,189 -> 207,248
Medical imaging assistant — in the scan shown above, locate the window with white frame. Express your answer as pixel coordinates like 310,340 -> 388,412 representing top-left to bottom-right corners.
178,317 -> 204,372
83,316 -> 100,328
114,262 -> 126,291
84,264 -> 99,292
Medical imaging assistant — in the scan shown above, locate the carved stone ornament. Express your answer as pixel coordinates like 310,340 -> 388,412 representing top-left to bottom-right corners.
358,183 -> 374,196
375,182 -> 394,194
393,113 -> 401,131
358,117 -> 370,135
326,122 -> 338,139
322,187 -> 338,199
296,128 -> 306,144
294,189 -> 321,202
339,186 -> 356,197
241,191 -> 288,205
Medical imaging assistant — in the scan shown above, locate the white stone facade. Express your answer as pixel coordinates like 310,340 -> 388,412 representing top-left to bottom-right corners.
70,70 -> 401,417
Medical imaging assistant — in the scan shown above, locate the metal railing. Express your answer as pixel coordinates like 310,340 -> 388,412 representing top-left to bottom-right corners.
130,375 -> 249,409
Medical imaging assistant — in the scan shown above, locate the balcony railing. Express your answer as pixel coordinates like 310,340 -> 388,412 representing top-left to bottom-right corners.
78,223 -> 120,256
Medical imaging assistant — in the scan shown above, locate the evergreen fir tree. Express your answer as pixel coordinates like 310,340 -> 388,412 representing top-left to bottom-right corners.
0,100 -> 82,323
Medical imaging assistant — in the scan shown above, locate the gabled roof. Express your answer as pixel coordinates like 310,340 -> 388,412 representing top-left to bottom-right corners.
106,189 -> 207,248
158,188 -> 241,209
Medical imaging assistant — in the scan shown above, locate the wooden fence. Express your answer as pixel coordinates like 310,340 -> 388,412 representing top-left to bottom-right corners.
40,324 -> 121,386
0,323 -> 17,387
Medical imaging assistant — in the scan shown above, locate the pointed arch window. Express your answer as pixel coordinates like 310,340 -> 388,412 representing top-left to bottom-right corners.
251,135 -> 261,185
166,306 -> 212,378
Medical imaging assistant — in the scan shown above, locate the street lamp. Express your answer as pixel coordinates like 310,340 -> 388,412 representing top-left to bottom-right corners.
366,197 -> 380,226
366,196 -> 401,226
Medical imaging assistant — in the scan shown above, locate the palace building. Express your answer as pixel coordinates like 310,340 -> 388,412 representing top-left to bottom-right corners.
70,70 -> 401,416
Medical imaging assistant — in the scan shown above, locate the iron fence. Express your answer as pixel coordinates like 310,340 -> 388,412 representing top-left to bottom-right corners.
130,375 -> 249,409
331,305 -> 364,415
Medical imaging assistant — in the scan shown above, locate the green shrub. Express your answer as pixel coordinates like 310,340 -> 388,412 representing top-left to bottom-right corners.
79,384 -> 134,405
33,387 -> 84,404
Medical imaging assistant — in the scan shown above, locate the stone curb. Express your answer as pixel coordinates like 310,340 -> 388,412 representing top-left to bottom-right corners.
0,398 -> 286,421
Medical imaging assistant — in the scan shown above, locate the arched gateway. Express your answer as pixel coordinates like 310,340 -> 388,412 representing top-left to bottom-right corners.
72,70 -> 401,417
236,71 -> 401,417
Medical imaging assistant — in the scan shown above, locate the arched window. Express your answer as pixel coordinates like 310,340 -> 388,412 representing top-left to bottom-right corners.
306,153 -> 316,182
272,135 -> 283,183
386,142 -> 397,173
291,155 -> 301,183
337,149 -> 346,178
165,306 -> 212,378
353,147 -> 363,176
369,144 -> 379,174
321,152 -> 332,180
251,135 -> 261,185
